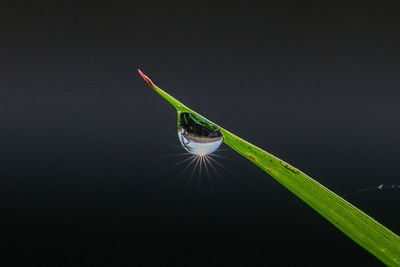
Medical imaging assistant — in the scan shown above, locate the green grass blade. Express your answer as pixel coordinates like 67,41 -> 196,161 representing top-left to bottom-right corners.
139,70 -> 400,266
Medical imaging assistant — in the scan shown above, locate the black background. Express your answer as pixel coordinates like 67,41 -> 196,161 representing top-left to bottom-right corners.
1,1 -> 400,266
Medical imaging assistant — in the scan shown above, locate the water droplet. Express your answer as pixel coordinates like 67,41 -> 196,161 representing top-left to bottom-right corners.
177,112 -> 223,156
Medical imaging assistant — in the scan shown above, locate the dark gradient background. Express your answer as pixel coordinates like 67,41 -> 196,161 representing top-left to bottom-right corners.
1,2 -> 400,266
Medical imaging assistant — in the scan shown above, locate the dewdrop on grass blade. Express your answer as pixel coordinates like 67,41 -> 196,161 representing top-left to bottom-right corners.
177,112 -> 223,156
138,69 -> 223,156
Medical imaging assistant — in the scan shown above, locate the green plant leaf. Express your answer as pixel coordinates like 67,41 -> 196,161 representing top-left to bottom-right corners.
139,69 -> 400,266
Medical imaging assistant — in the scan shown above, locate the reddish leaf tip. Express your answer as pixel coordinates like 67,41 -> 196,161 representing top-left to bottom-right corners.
138,69 -> 154,87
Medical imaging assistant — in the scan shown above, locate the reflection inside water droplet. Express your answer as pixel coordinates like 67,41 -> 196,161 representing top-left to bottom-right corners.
178,112 -> 223,156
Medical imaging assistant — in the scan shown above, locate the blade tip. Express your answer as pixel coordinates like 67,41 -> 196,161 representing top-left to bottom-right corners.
138,69 -> 153,86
